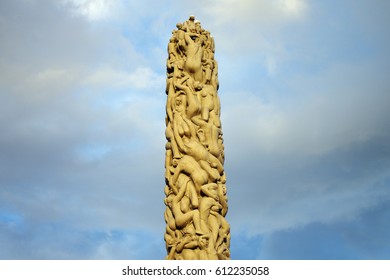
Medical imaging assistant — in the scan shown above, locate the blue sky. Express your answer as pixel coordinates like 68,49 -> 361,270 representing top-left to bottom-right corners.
0,0 -> 389,259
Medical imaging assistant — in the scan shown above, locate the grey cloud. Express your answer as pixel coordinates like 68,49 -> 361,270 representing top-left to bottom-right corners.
226,141 -> 390,234
0,219 -> 165,259
219,15 -> 390,233
0,0 -> 166,238
1,0 -> 390,259
222,65 -> 390,233
255,199 -> 390,259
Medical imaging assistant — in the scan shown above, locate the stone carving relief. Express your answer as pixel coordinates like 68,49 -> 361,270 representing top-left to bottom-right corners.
164,16 -> 230,260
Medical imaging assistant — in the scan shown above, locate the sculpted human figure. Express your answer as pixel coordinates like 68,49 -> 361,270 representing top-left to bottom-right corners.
192,115 -> 221,159
167,91 -> 188,160
170,155 -> 207,197
173,122 -> 224,176
174,75 -> 201,120
198,234 -> 218,260
174,77 -> 222,162
202,60 -> 213,85
164,195 -> 176,231
194,81 -> 215,122
165,119 -> 181,175
202,35 -> 214,80
180,179 -> 198,212
210,82 -> 221,127
211,59 -> 219,90
167,37 -> 178,71
169,172 -> 197,211
195,21 -> 202,34
175,23 -> 187,56
199,184 -> 222,237
199,182 -> 229,256
165,64 -> 189,164
218,175 -> 228,216
198,159 -> 221,182
166,59 -> 184,101
213,211 -> 230,250
183,32 -> 204,82
217,239 -> 230,260
169,180 -> 206,235
175,235 -> 198,260
183,15 -> 196,33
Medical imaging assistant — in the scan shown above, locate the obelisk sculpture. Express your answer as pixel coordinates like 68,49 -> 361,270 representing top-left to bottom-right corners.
164,16 -> 230,260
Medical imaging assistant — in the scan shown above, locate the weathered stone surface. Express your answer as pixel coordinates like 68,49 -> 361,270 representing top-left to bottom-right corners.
164,16 -> 230,260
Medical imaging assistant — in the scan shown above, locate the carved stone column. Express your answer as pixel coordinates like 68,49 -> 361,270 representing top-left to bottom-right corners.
164,16 -> 230,260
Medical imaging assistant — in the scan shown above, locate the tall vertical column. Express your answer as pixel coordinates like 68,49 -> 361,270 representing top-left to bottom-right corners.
164,16 -> 230,260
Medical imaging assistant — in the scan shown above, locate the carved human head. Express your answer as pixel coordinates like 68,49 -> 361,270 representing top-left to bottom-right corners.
193,81 -> 203,90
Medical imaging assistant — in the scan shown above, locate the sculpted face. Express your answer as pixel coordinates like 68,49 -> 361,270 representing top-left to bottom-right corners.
199,235 -> 209,249
193,81 -> 203,91
175,94 -> 186,112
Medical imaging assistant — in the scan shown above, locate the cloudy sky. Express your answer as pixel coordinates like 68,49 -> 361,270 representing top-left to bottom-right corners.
1,0 -> 389,260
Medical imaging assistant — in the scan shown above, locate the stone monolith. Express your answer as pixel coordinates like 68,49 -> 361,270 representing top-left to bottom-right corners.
164,16 -> 230,260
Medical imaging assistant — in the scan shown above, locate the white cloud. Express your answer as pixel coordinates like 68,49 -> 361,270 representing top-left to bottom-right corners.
61,0 -> 120,21
222,92 -> 285,153
201,0 -> 307,27
224,57 -> 390,156
83,66 -> 165,90
265,56 -> 277,76
278,0 -> 307,18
